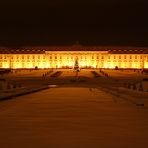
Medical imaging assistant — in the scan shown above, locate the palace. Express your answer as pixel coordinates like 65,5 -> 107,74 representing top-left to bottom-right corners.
0,44 -> 148,69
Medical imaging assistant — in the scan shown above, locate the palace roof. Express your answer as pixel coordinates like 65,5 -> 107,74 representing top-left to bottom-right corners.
0,45 -> 148,54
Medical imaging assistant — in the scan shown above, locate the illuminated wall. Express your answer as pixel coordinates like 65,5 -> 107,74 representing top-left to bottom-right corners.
0,51 -> 148,69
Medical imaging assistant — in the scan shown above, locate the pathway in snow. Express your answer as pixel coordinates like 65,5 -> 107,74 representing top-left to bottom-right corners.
0,87 -> 148,148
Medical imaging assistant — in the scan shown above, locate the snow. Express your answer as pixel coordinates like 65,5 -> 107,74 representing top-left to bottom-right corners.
0,69 -> 148,147
0,87 -> 148,148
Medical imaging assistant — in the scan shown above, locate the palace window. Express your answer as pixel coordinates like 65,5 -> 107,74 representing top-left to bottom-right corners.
50,56 -> 52,60
97,56 -> 99,59
22,63 -> 25,68
124,55 -> 126,59
114,55 -> 116,59
130,56 -> 132,59
38,55 -> 40,59
32,55 -> 35,59
27,55 -> 30,59
22,55 -> 24,59
0,56 -> 2,59
135,55 -> 137,59
33,63 -> 35,67
119,55 -> 121,59
101,56 -> 104,59
55,56 -> 57,59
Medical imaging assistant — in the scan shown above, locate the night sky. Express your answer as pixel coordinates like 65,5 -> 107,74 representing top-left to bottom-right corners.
0,0 -> 148,47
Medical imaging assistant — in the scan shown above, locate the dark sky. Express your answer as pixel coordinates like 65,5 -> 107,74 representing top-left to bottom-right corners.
0,0 -> 148,47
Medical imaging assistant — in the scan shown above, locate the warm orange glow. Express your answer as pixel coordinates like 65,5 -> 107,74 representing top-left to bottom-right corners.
0,52 -> 148,69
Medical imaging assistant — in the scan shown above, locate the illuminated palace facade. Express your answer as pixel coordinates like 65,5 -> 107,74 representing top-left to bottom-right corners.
0,45 -> 148,69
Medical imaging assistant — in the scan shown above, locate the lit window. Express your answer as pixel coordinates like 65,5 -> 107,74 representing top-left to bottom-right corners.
22,63 -> 25,68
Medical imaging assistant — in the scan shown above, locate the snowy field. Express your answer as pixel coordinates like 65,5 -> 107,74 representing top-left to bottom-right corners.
0,87 -> 148,148
0,69 -> 148,98
2,69 -> 52,78
102,69 -> 148,80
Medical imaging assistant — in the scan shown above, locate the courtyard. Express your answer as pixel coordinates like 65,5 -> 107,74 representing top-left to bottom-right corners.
0,87 -> 148,148
0,69 -> 148,147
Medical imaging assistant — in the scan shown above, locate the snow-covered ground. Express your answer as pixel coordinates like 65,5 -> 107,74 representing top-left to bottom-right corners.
58,69 -> 94,78
0,69 -> 148,100
102,69 -> 147,80
0,70 -> 148,147
1,69 -> 53,78
0,87 -> 148,148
